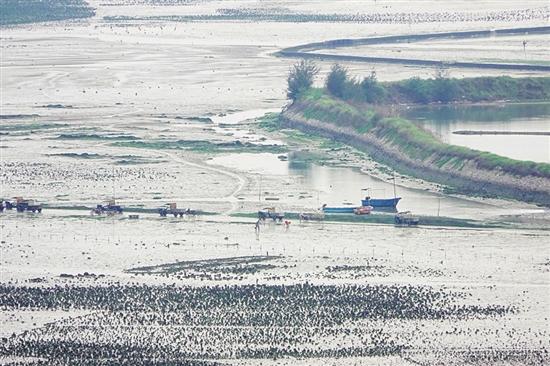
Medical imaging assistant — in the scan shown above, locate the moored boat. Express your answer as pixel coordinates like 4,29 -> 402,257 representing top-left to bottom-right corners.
361,196 -> 401,208
321,205 -> 356,214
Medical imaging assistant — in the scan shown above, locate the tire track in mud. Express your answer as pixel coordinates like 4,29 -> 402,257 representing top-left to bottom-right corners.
44,107 -> 264,212
158,150 -> 247,214
102,144 -> 248,212
60,136 -> 246,212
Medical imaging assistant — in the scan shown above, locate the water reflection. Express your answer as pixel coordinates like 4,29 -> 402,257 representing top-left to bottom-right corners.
209,153 -> 529,219
402,102 -> 550,163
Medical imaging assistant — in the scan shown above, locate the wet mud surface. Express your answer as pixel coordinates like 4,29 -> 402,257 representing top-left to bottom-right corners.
1,1 -> 549,365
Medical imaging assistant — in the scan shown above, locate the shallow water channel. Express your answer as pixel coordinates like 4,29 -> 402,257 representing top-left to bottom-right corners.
209,105 -> 546,219
403,102 -> 550,163
210,152 -> 541,219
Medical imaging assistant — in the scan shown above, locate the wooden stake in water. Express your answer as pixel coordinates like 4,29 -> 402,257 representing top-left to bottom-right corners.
112,165 -> 116,201
258,175 -> 262,203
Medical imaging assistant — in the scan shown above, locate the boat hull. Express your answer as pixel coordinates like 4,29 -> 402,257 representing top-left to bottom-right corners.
322,207 -> 356,214
361,197 -> 401,208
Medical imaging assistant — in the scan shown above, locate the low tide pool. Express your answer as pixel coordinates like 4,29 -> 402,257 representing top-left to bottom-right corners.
208,152 -> 541,219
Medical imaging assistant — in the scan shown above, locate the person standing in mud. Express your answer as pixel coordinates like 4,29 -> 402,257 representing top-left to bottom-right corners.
254,219 -> 262,238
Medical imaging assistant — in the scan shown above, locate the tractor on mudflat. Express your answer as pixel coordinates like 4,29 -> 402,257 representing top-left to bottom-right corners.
91,200 -> 123,215
258,207 -> 284,222
158,203 -> 197,218
394,211 -> 420,226
2,197 -> 42,213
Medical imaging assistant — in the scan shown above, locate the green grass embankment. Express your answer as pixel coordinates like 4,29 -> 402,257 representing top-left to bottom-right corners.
382,76 -> 550,104
321,75 -> 550,105
281,86 -> 550,205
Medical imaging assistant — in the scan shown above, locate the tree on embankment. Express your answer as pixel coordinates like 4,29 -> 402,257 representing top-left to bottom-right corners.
287,60 -> 319,101
316,63 -> 550,105
280,67 -> 550,205
325,64 -> 349,99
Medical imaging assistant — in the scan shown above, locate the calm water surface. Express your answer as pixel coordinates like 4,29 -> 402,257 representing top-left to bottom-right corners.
209,153 -> 540,219
209,105 -> 547,219
402,102 -> 550,163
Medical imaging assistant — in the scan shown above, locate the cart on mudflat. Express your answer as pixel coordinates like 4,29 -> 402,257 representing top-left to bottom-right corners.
394,211 -> 419,226
91,200 -> 123,215
2,197 -> 42,213
159,203 -> 197,218
258,207 -> 284,222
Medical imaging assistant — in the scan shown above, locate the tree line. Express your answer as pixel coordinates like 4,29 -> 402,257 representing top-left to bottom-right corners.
287,60 -> 550,104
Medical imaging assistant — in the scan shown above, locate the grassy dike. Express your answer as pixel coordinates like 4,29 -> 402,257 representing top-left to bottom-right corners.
279,87 -> 550,206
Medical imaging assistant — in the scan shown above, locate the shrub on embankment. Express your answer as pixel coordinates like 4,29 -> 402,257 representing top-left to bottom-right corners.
322,69 -> 550,104
281,89 -> 550,205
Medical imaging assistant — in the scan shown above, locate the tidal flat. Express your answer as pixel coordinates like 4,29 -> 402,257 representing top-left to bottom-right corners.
1,1 -> 549,365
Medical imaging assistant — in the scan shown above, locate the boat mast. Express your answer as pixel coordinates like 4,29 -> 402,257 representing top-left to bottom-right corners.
393,172 -> 397,199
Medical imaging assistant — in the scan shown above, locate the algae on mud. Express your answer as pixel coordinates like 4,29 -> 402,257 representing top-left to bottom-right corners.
231,211 -> 510,229
0,0 -> 95,26
112,139 -> 287,154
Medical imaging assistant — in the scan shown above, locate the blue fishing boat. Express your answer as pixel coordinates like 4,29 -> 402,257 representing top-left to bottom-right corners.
360,177 -> 401,209
361,197 -> 401,208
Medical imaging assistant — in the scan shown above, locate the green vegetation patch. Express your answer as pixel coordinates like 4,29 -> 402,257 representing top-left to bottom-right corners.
258,112 -> 344,150
126,256 -> 280,277
231,212 -> 506,229
0,114 -> 40,120
293,90 -> 550,179
302,89 -> 379,125
1,0 -> 95,26
258,113 -> 281,132
184,116 -> 213,123
1,123 -> 69,133
55,134 -> 140,141
112,139 -> 287,154
115,157 -> 169,165
47,152 -> 102,159
320,69 -> 550,105
46,153 -> 163,165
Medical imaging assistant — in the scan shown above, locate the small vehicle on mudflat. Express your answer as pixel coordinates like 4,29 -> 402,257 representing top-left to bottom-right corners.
2,197 -> 42,213
394,211 -> 419,226
91,200 -> 123,215
258,207 -> 284,222
299,211 -> 325,222
159,203 -> 197,217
